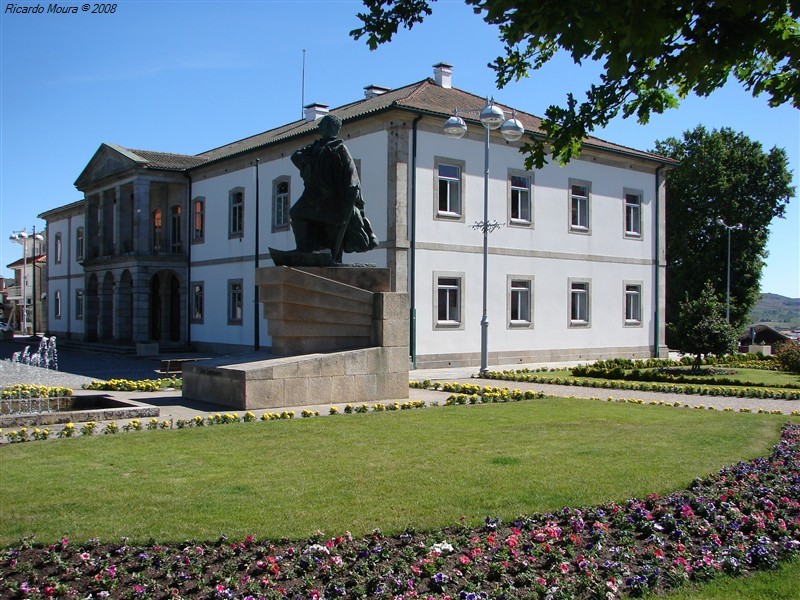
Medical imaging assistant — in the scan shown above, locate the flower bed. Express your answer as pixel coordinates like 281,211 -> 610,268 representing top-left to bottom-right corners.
2,423 -> 799,599
481,369 -> 800,400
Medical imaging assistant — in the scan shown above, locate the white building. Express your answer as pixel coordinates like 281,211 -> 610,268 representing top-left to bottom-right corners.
40,64 -> 671,368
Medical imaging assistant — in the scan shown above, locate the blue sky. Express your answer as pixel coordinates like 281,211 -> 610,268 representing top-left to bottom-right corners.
1,0 -> 798,298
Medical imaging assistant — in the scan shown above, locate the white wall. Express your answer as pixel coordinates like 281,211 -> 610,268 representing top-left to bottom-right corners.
188,128 -> 391,349
411,129 -> 658,361
45,211 -> 85,339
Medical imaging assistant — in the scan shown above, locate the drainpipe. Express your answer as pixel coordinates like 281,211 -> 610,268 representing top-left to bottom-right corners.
67,215 -> 72,339
254,158 -> 261,351
654,164 -> 666,358
410,113 -> 423,369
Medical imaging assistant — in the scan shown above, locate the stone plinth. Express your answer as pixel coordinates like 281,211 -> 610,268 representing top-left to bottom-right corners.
182,266 -> 409,409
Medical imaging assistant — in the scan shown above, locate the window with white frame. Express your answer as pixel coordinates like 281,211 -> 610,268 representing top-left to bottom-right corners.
191,281 -> 204,323
54,233 -> 63,264
229,188 -> 244,238
192,197 -> 205,243
435,274 -> 463,328
435,158 -> 464,219
76,227 -> 84,261
625,283 -> 642,325
624,190 -> 642,238
569,279 -> 591,326
54,290 -> 62,319
509,277 -> 533,326
509,172 -> 532,225
570,181 -> 590,232
228,279 -> 243,325
75,289 -> 84,320
273,179 -> 290,231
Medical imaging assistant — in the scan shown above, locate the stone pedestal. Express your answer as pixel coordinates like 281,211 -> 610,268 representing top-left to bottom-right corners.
182,267 -> 409,409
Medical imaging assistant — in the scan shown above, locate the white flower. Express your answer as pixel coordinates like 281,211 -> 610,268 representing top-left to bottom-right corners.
429,542 -> 454,555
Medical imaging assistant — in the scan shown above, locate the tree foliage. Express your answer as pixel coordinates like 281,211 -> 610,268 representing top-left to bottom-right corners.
351,0 -> 800,168
671,282 -> 740,371
654,126 -> 794,335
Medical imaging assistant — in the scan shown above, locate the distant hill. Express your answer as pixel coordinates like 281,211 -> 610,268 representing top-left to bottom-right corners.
749,293 -> 800,329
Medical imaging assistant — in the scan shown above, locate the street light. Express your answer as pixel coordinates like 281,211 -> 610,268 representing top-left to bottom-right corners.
444,98 -> 525,374
9,227 -> 44,336
716,218 -> 743,323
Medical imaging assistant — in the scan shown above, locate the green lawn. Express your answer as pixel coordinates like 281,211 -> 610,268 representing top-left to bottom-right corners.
650,557 -> 800,599
0,398 -> 792,547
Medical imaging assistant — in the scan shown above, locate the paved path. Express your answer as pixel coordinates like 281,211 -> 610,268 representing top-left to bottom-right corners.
1,338 -> 797,435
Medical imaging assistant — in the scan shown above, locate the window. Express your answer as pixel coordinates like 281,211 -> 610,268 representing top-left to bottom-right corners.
570,181 -> 590,232
76,227 -> 84,261
625,283 -> 642,325
509,172 -> 532,225
569,279 -> 591,326
229,188 -> 244,238
152,209 -> 163,252
273,179 -> 290,231
624,190 -> 642,238
75,289 -> 84,320
509,278 -> 532,326
228,279 -> 243,324
191,282 -> 204,323
54,233 -> 63,264
434,273 -> 463,328
434,158 -> 465,219
170,205 -> 182,253
192,198 -> 205,243
54,290 -> 62,319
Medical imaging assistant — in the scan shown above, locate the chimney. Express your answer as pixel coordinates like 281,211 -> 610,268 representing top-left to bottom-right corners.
364,84 -> 391,99
304,103 -> 329,122
433,62 -> 453,88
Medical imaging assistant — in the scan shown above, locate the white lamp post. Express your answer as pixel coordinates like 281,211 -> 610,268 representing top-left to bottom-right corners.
716,218 -> 743,323
9,227 -> 44,336
444,98 -> 525,374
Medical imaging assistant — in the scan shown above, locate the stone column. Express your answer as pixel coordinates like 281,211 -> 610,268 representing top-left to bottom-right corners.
386,124 -> 410,293
131,269 -> 152,343
133,179 -> 151,254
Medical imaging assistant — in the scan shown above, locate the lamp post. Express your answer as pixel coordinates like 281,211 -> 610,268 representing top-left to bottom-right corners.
716,218 -> 743,323
444,98 -> 524,373
9,227 -> 43,336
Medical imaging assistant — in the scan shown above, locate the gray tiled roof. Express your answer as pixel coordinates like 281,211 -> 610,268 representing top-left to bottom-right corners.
196,79 -> 670,165
127,149 -> 208,170
118,79 -> 670,170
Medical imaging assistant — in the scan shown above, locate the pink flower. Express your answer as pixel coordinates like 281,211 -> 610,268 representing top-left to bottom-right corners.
458,555 -> 471,565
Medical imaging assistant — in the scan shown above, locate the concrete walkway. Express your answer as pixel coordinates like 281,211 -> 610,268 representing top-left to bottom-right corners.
1,339 -> 798,434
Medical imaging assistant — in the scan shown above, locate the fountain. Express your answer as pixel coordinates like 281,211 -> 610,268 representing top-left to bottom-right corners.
11,335 -> 58,370
1,336 -> 159,427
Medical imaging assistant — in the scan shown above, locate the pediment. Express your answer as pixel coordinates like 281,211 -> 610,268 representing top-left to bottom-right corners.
74,143 -> 149,190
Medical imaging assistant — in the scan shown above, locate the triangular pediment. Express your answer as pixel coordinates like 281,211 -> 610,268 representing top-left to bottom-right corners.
74,143 -> 149,190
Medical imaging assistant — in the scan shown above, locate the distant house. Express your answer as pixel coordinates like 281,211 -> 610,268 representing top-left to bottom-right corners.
39,63 -> 674,368
739,324 -> 791,352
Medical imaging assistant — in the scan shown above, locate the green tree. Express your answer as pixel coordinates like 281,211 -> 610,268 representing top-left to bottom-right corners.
654,126 -> 794,336
672,282 -> 740,372
351,0 -> 800,168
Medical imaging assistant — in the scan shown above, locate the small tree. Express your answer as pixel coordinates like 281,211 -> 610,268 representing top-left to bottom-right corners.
672,283 -> 739,372
775,340 -> 800,374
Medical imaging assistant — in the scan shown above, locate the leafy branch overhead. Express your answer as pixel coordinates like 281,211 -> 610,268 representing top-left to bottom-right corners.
351,0 -> 800,168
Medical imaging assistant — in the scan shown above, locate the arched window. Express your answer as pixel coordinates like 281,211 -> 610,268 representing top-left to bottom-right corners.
229,188 -> 244,238
75,227 -> 85,261
192,197 -> 205,242
273,179 -> 290,231
54,232 -> 63,264
170,205 -> 182,253
152,209 -> 162,252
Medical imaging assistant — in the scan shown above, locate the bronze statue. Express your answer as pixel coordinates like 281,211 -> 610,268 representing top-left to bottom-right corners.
270,114 -> 378,266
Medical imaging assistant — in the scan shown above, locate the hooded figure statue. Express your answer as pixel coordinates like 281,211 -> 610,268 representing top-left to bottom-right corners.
286,114 -> 379,264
